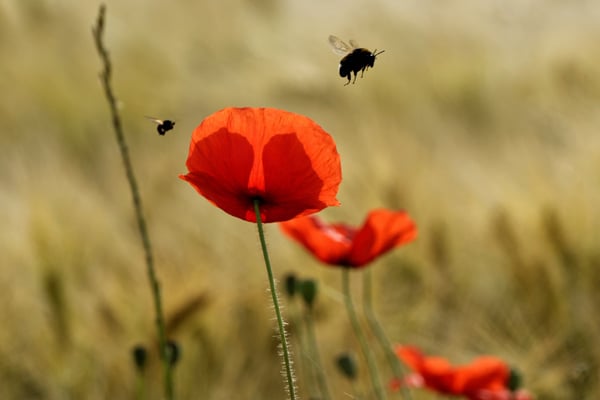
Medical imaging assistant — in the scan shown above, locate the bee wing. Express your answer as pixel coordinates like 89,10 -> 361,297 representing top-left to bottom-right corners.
348,39 -> 360,49
145,116 -> 163,125
328,35 -> 353,55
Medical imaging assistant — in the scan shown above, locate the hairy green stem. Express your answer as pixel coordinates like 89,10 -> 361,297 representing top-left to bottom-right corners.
92,5 -> 173,399
363,269 -> 412,399
342,268 -> 386,400
253,200 -> 296,400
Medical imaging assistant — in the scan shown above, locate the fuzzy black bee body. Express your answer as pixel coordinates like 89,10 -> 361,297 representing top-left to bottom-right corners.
329,35 -> 384,85
339,48 -> 378,85
146,117 -> 175,135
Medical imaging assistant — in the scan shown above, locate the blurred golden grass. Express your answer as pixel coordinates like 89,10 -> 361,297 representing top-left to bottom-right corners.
2,0 -> 600,398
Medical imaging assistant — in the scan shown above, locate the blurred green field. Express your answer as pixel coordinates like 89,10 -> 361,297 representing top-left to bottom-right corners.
2,0 -> 600,399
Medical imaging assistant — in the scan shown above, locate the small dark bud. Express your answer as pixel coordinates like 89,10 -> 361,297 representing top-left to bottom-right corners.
508,367 -> 522,391
300,279 -> 318,309
131,344 -> 148,373
166,340 -> 181,367
284,274 -> 298,298
336,352 -> 358,380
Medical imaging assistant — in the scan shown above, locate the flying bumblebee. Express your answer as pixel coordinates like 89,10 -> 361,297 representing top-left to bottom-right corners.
145,116 -> 175,135
328,35 -> 385,85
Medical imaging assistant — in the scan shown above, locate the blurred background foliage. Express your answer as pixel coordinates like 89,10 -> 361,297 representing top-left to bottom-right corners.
1,0 -> 600,398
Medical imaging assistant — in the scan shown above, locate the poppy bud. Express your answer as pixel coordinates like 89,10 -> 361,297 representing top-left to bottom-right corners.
166,340 -> 181,367
284,273 -> 298,298
300,279 -> 318,309
508,367 -> 523,391
131,344 -> 147,373
336,352 -> 358,380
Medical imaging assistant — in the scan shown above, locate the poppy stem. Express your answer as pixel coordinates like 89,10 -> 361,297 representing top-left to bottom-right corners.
363,269 -> 412,400
342,268 -> 386,400
92,6 -> 173,400
290,303 -> 315,399
253,200 -> 297,400
304,307 -> 332,400
135,371 -> 146,400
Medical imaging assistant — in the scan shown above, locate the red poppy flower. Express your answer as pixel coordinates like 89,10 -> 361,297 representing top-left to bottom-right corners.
394,346 -> 533,400
180,107 -> 342,223
279,209 -> 417,267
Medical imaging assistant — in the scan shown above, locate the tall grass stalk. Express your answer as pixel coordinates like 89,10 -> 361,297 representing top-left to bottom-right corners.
253,200 -> 297,400
92,5 -> 173,399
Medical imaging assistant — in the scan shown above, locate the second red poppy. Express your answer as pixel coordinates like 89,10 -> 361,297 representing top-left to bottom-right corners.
279,209 -> 417,268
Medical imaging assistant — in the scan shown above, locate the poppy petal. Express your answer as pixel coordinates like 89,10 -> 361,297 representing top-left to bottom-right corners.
396,346 -> 457,393
349,209 -> 417,267
455,357 -> 509,395
260,133 -> 337,222
180,129 -> 255,219
279,216 -> 355,265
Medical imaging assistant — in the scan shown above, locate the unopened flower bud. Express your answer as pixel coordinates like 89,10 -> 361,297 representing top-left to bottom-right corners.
300,279 -> 318,309
166,340 -> 181,367
131,344 -> 147,373
508,367 -> 522,391
336,352 -> 358,380
284,273 -> 298,298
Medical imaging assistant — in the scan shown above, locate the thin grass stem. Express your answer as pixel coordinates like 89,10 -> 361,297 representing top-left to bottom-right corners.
92,5 -> 173,399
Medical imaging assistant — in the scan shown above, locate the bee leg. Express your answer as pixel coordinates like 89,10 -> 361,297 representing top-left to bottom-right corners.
352,72 -> 358,84
344,75 -> 351,86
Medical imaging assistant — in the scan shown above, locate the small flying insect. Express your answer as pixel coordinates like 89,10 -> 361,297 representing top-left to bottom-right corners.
328,35 -> 385,85
145,116 -> 175,136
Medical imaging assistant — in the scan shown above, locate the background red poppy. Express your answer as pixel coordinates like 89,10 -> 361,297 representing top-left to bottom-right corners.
396,346 -> 513,399
280,208 -> 417,267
